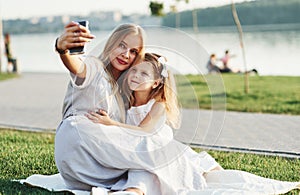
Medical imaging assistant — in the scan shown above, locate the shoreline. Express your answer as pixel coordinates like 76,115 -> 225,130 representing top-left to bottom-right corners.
13,71 -> 300,77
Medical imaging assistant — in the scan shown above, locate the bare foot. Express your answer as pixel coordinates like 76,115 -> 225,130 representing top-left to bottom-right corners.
125,187 -> 143,195
203,165 -> 224,177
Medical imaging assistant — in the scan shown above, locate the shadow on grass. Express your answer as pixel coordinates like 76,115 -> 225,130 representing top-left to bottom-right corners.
0,179 -> 72,195
285,100 -> 300,105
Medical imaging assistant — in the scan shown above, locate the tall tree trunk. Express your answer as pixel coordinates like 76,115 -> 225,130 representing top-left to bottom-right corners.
176,12 -> 180,28
231,0 -> 249,94
192,9 -> 198,33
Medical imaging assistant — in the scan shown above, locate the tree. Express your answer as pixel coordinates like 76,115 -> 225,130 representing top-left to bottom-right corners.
154,0 -> 196,30
231,1 -> 249,94
149,1 -> 164,16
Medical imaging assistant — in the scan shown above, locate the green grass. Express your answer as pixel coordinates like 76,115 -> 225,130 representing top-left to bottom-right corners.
177,74 -> 300,115
0,129 -> 299,194
0,72 -> 18,81
0,129 -> 68,194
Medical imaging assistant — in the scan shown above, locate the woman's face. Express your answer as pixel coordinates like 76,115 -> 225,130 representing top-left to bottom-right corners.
127,62 -> 159,91
109,33 -> 142,72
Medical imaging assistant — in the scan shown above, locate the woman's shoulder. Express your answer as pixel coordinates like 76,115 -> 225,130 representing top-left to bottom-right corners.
82,56 -> 105,70
81,55 -> 109,78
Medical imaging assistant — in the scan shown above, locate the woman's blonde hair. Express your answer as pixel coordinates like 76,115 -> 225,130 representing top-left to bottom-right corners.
123,53 -> 181,129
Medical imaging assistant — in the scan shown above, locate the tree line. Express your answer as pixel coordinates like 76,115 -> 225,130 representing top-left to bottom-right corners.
162,0 -> 300,28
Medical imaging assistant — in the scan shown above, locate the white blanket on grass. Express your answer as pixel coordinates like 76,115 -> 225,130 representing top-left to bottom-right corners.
19,173 -> 94,195
19,171 -> 300,195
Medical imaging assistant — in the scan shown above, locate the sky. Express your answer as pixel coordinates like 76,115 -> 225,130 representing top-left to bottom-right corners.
0,0 -> 250,20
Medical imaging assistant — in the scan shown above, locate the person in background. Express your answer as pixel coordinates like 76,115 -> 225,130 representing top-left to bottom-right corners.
207,53 -> 220,73
4,33 -> 18,73
220,49 -> 235,73
208,50 -> 258,74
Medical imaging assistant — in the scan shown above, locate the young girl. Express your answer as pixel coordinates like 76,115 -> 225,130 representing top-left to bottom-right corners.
86,53 -> 300,194
87,52 -> 180,134
86,52 -> 221,193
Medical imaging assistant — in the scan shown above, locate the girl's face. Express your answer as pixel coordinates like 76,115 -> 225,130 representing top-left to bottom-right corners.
127,62 -> 159,91
109,33 -> 142,72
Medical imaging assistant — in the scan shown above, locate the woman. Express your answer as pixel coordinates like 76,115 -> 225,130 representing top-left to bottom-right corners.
54,21 -> 159,195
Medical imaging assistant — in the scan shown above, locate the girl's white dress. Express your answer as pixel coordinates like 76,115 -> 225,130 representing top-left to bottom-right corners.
55,56 -> 300,194
123,98 -> 300,194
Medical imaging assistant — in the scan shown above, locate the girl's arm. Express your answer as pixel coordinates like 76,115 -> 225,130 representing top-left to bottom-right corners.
86,102 -> 166,132
56,21 -> 95,78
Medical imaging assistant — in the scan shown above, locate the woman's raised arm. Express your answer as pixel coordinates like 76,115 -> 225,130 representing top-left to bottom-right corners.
55,21 -> 95,77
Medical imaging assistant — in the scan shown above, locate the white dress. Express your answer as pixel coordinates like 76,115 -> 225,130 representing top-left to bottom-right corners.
55,56 -> 216,194
55,56 -> 208,194
55,56 -> 299,194
55,56 -> 160,194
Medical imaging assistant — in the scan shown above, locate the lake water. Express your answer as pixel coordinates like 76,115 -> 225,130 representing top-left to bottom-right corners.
3,24 -> 300,76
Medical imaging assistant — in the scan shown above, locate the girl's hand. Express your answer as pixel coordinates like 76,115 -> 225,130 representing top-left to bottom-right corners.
85,110 -> 116,126
56,21 -> 95,52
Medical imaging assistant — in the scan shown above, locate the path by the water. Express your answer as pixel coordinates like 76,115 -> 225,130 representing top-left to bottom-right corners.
0,73 -> 299,158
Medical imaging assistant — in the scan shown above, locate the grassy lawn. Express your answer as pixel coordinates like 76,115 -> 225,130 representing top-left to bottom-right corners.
0,129 -> 299,194
0,72 -> 19,81
177,74 -> 300,115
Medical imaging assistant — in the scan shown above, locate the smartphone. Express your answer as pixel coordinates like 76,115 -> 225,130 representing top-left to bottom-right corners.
69,20 -> 89,55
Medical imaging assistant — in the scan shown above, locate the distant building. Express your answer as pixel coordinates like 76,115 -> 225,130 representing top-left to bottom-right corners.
2,11 -> 162,34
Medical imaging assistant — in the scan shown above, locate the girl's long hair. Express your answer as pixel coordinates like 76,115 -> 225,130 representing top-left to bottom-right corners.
123,53 -> 181,129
